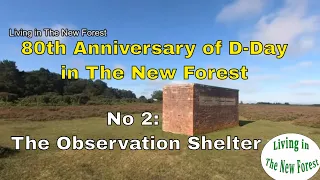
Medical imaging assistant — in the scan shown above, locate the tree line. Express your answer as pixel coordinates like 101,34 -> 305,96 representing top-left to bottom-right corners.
256,102 -> 290,105
0,60 -> 163,106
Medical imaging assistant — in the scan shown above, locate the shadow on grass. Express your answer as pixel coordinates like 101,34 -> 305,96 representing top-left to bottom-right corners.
0,146 -> 19,158
239,120 -> 255,127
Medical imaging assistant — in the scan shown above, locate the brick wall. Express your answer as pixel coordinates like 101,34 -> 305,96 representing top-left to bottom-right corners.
162,83 -> 239,135
162,83 -> 194,135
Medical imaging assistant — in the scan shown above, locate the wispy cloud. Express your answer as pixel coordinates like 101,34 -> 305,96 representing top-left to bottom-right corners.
245,0 -> 320,54
290,80 -> 320,87
281,61 -> 313,71
294,92 -> 317,96
216,0 -> 266,22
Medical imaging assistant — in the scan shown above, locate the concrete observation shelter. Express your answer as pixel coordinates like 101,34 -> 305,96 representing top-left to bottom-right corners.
162,83 -> 239,136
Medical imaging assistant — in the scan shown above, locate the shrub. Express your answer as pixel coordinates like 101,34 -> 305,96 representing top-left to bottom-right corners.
0,92 -> 18,102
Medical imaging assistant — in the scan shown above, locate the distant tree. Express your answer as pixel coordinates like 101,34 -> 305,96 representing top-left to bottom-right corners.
63,79 -> 88,95
0,60 -> 23,96
103,88 -> 116,99
111,88 -> 136,99
151,90 -> 163,101
257,102 -> 272,105
139,96 -> 147,100
83,80 -> 108,96
0,60 -> 138,101
138,96 -> 147,102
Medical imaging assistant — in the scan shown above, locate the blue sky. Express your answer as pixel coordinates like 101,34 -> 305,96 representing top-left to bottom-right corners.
1,0 -> 319,104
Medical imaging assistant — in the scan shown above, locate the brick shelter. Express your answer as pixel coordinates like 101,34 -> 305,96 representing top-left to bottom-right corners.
162,83 -> 239,135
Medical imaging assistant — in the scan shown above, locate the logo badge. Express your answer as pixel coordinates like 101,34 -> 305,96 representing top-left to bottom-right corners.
261,133 -> 320,179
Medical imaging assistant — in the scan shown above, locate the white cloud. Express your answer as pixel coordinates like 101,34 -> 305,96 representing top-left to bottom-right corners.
298,36 -> 316,51
298,80 -> 320,85
247,0 -> 320,54
290,80 -> 320,87
294,92 -> 316,96
298,61 -> 313,67
216,0 -> 266,22
281,61 -> 313,71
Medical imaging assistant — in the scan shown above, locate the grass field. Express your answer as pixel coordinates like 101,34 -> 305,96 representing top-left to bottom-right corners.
0,104 -> 320,180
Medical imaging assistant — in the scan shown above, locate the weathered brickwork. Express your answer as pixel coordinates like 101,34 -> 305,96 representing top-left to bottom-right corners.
162,83 -> 239,135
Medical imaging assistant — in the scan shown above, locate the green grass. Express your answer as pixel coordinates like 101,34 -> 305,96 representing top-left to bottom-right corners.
0,115 -> 320,180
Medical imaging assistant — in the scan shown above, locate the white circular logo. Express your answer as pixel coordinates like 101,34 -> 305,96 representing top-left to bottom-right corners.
261,133 -> 320,180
